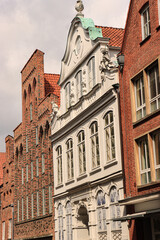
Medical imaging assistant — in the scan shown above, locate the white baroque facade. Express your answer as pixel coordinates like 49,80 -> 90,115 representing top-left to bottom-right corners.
51,12 -> 129,240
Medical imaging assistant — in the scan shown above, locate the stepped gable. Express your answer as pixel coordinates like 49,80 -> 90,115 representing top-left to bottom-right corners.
96,25 -> 124,48
0,153 -> 6,185
44,73 -> 60,105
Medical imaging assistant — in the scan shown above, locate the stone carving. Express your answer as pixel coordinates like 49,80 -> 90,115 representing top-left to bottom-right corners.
99,46 -> 117,81
75,0 -> 84,15
70,81 -> 75,106
51,101 -> 60,121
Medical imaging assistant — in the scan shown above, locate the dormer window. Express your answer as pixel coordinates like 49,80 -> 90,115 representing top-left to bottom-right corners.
65,82 -> 71,110
141,3 -> 151,40
76,70 -> 82,100
88,57 -> 95,90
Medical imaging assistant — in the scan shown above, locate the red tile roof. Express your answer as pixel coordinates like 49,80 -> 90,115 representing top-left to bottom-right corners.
44,73 -> 61,106
0,153 -> 6,185
96,26 -> 124,48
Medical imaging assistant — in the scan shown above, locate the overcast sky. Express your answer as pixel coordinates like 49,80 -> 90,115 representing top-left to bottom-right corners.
0,0 -> 130,152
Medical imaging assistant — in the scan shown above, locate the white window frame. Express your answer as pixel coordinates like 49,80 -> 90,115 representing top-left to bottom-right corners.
97,191 -> 106,232
26,136 -> 28,153
22,197 -> 24,221
58,204 -> 64,240
104,112 -> 116,162
8,219 -> 12,239
134,75 -> 146,120
37,191 -> 39,217
22,168 -> 24,185
36,157 -> 39,177
65,82 -> 71,111
153,131 -> 160,181
88,57 -> 96,90
42,153 -> 45,174
66,202 -> 72,240
49,185 -> 52,214
31,161 -> 33,180
76,70 -> 82,100
141,3 -> 151,40
110,187 -> 121,231
77,131 -> 86,175
2,221 -> 5,240
57,146 -> 63,185
26,164 -> 28,182
138,137 -> 151,185
42,188 -> 45,215
31,193 -> 34,218
26,196 -> 29,219
66,139 -> 74,180
148,63 -> 160,112
90,122 -> 100,169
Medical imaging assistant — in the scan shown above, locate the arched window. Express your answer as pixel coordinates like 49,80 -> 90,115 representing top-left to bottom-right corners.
28,84 -> 31,95
65,82 -> 71,110
97,191 -> 106,231
24,90 -> 27,101
88,57 -> 95,90
110,186 -> 121,230
77,131 -> 86,175
66,139 -> 74,180
33,78 -> 36,90
57,146 -> 62,185
66,202 -> 72,240
58,204 -> 64,240
90,122 -> 100,169
76,70 -> 82,100
104,111 -> 116,162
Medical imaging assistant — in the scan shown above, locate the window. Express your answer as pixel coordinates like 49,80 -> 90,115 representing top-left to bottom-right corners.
66,139 -> 74,180
57,146 -> 62,185
36,126 -> 38,145
49,185 -> 52,214
22,168 -> 24,185
148,63 -> 160,112
134,75 -> 146,120
42,153 -> 45,174
58,204 -> 64,240
2,222 -> 5,240
42,188 -> 45,215
37,191 -> 39,216
31,193 -> 34,218
138,137 -> 151,185
26,196 -> 29,219
66,202 -> 72,240
26,136 -> 28,153
36,157 -> 39,177
8,219 -> 12,239
17,200 -> 19,222
110,187 -> 121,231
30,103 -> 32,121
153,132 -> 160,180
76,71 -> 82,100
88,57 -> 95,90
141,3 -> 151,40
26,164 -> 28,182
104,112 -> 116,161
77,131 -> 86,175
90,122 -> 100,169
31,161 -> 33,180
97,191 -> 106,231
65,82 -> 71,110
22,197 -> 24,221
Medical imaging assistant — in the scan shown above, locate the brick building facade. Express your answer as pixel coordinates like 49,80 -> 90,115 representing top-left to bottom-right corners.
0,136 -> 14,240
13,49 -> 60,240
118,0 -> 160,239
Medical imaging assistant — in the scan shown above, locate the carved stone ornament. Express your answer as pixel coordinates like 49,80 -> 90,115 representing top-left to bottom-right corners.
70,81 -> 75,106
99,46 -> 117,82
50,102 -> 60,121
82,68 -> 87,94
75,0 -> 84,16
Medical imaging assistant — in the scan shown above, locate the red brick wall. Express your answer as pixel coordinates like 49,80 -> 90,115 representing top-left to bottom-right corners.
14,50 -> 60,240
119,0 -> 160,198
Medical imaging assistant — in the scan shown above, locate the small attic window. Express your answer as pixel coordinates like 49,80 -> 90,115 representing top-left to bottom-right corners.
24,90 -> 27,101
33,78 -> 36,90
28,84 -> 31,95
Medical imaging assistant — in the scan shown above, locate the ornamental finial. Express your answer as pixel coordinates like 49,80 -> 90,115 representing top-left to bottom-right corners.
75,0 -> 84,17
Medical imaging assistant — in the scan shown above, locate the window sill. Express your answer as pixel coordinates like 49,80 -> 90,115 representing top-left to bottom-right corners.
56,183 -> 64,189
104,159 -> 117,169
90,166 -> 101,175
65,179 -> 75,185
77,173 -> 88,181
133,108 -> 160,127
137,181 -> 160,190
156,25 -> 160,31
140,35 -> 151,46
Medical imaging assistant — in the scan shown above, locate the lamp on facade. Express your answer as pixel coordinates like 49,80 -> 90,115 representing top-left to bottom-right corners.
117,53 -> 124,72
